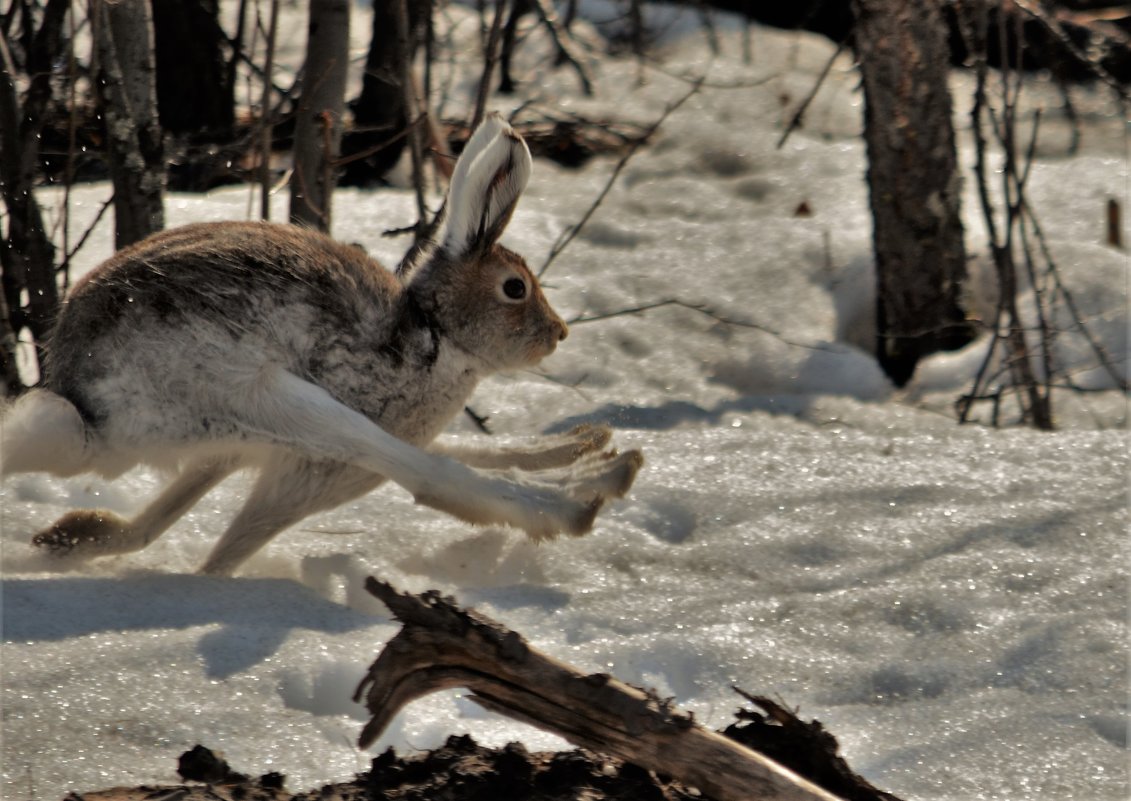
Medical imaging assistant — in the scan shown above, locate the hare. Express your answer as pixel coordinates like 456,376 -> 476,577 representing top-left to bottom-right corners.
0,114 -> 642,576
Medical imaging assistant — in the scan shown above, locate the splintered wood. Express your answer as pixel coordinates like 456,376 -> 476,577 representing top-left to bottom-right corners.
354,578 -> 845,801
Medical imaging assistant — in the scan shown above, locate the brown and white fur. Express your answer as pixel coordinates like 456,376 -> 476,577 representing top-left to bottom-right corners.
0,115 -> 642,576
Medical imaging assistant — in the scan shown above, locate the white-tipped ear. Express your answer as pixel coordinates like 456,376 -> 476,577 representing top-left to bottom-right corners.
447,113 -> 510,203
438,113 -> 532,259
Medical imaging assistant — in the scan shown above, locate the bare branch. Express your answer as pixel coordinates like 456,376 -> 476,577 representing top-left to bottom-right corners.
528,0 -> 593,95
960,1 -> 1055,429
471,0 -> 507,131
258,0 -> 280,221
568,298 -> 833,353
777,36 -> 848,150
643,57 -> 777,90
395,0 -> 428,233
537,79 -> 703,278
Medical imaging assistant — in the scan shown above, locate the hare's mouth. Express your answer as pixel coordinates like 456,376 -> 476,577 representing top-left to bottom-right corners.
527,336 -> 562,364
461,336 -> 557,372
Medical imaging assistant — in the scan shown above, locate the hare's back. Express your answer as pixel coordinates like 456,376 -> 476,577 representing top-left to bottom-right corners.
45,221 -> 399,425
67,221 -> 395,324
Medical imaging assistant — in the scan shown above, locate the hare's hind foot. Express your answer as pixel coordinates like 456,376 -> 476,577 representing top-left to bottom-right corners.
32,509 -> 139,559
30,456 -> 236,564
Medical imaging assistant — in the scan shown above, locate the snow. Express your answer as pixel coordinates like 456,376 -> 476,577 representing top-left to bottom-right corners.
3,7 -> 1129,801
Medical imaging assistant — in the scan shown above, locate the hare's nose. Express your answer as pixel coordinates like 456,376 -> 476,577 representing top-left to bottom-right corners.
554,319 -> 569,342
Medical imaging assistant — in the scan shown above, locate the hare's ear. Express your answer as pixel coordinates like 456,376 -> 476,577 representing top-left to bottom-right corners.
437,113 -> 532,260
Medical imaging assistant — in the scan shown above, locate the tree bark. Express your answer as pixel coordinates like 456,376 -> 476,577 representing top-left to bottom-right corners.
356,579 -> 846,801
91,0 -> 165,249
150,0 -> 234,138
0,0 -> 68,392
851,0 -> 974,386
289,0 -> 350,231
341,0 -> 429,186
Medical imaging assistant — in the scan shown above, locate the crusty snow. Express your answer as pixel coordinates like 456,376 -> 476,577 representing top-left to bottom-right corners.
2,6 -> 1128,801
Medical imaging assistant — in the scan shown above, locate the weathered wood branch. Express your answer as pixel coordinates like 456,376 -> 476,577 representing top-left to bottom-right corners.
355,578 -> 846,801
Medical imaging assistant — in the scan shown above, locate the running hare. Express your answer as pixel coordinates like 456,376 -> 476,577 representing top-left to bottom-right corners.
1,114 -> 642,575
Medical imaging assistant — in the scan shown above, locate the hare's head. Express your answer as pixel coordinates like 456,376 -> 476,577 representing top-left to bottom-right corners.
404,115 -> 568,371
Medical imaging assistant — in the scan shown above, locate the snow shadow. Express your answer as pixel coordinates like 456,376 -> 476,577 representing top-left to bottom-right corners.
547,345 -> 891,433
545,395 -> 814,433
1,574 -> 378,678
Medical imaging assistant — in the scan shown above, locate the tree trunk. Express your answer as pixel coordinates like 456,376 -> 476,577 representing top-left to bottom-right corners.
0,0 -> 68,392
341,0 -> 429,186
150,0 -> 234,138
289,0 -> 350,231
851,0 -> 974,386
91,0 -> 165,249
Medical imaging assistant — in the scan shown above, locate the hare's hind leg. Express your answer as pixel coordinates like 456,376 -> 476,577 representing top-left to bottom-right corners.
199,453 -> 383,576
33,456 -> 238,561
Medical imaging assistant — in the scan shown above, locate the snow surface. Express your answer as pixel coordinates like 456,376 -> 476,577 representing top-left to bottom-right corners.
2,7 -> 1129,801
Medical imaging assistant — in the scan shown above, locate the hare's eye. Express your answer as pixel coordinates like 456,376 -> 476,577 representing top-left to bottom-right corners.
502,277 -> 527,300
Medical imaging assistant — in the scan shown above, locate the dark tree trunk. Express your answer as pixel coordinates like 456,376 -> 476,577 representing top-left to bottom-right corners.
341,0 -> 429,186
289,0 -> 350,230
499,0 -> 527,94
91,0 -> 166,249
150,0 -> 234,138
851,0 -> 974,386
0,0 -> 69,391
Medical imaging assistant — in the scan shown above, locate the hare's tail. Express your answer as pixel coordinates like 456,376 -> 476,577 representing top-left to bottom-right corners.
0,389 -> 91,478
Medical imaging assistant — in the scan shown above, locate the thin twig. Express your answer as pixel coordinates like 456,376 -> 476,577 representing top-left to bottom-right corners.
1012,0 -> 1128,101
334,113 -> 426,168
1012,110 -> 1056,404
568,298 -> 833,353
471,0 -> 507,132
58,2 -> 80,293
777,36 -> 847,150
528,0 -> 593,95
395,0 -> 429,234
641,57 -> 776,90
537,79 -> 703,278
258,0 -> 280,220
59,196 -> 113,272
1021,194 -> 1131,392
463,405 -> 492,434
695,0 -> 720,56
960,3 -> 1055,429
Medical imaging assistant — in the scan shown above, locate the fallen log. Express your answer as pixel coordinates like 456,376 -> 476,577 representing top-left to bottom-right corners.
354,578 -> 846,801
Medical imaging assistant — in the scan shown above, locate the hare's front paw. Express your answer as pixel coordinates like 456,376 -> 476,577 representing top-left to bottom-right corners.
565,447 -> 644,502
412,445 -> 643,543
502,424 -> 613,471
32,509 -> 130,558
564,424 -> 613,457
518,447 -> 644,541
